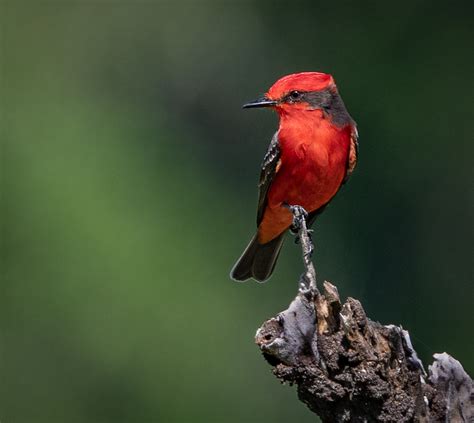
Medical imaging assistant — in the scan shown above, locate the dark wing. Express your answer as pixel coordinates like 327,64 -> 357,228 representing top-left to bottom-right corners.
306,125 -> 359,228
256,132 -> 281,226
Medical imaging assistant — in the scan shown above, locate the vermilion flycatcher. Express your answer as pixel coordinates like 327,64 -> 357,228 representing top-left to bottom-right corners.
231,72 -> 358,282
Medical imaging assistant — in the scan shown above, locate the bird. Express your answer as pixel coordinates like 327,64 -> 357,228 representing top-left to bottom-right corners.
230,72 -> 358,283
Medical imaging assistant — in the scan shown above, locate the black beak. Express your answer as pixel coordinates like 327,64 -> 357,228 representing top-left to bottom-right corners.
242,95 -> 277,109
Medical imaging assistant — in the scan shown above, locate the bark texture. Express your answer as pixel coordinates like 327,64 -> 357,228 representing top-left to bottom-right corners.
255,208 -> 473,422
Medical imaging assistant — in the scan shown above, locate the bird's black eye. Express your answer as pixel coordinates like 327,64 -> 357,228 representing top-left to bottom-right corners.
288,90 -> 302,101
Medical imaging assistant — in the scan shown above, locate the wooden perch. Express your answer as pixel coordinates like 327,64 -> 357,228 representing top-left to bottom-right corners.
255,207 -> 473,422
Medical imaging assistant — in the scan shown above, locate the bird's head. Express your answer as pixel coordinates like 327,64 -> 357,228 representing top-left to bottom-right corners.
243,72 -> 336,115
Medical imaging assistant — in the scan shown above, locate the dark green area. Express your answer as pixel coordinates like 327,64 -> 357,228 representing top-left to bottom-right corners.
2,1 -> 473,422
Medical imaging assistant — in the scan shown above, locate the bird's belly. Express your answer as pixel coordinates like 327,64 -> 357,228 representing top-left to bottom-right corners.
257,150 -> 347,244
284,162 -> 344,210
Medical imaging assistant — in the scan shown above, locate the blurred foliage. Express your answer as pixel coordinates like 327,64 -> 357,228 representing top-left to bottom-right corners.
1,1 -> 473,422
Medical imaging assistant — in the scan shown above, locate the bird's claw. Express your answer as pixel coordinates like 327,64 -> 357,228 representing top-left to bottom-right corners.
284,204 -> 308,230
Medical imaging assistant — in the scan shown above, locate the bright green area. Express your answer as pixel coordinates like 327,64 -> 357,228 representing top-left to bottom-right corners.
2,1 -> 472,422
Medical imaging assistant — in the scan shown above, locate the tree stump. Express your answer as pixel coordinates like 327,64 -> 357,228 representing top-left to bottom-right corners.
255,208 -> 473,422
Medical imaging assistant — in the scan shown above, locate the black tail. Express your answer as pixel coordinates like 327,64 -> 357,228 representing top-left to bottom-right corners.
230,233 -> 285,283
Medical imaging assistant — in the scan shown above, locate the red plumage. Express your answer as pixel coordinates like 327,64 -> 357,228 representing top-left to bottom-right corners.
231,72 -> 358,282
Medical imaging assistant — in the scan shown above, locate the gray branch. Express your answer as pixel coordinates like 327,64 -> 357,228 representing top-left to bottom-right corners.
255,208 -> 473,422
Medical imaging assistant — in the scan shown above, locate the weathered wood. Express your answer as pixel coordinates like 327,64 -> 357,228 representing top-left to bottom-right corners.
255,208 -> 473,422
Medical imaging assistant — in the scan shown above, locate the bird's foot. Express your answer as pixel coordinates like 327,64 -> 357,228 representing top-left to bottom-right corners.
284,204 -> 308,230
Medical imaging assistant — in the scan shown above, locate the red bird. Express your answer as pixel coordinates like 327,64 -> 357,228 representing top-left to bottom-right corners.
231,72 -> 358,282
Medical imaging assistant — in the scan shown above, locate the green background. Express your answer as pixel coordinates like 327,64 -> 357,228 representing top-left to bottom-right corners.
2,1 -> 473,422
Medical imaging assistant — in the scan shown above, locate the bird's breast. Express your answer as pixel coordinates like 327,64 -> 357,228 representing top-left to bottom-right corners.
268,118 -> 351,211
257,112 -> 353,244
